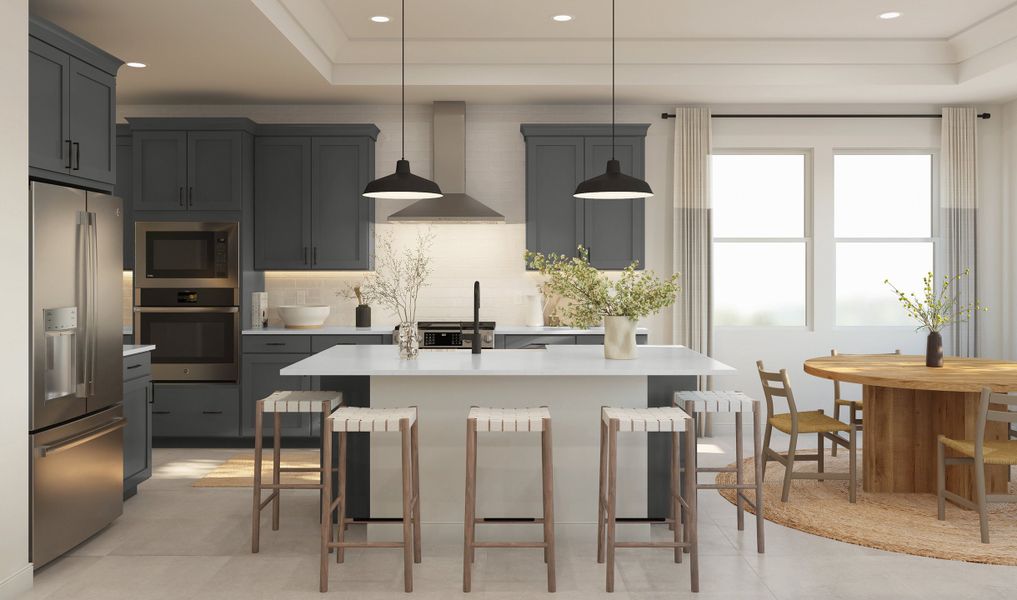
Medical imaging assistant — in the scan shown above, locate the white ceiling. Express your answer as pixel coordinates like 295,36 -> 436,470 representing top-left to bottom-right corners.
28,0 -> 1017,105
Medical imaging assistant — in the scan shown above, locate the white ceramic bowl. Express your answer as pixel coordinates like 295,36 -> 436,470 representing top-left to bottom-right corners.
277,305 -> 330,329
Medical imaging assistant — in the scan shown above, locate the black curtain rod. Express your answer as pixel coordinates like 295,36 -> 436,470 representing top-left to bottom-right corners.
661,112 -> 991,120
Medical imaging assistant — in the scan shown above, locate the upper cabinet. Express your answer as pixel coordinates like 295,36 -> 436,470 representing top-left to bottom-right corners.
253,125 -> 378,271
114,125 -> 133,270
128,119 -> 253,213
29,17 -> 121,190
521,124 -> 649,270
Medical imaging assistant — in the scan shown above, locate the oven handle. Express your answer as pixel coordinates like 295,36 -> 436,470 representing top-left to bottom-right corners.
134,306 -> 239,313
37,418 -> 126,458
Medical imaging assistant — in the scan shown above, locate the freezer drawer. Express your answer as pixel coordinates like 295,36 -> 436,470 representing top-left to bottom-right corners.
31,405 -> 125,568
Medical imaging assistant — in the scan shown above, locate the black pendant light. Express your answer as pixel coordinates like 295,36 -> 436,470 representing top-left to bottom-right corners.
363,0 -> 443,200
574,0 -> 654,200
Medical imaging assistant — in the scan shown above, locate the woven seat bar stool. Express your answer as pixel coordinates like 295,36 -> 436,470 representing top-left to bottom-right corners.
828,349 -> 900,457
320,406 -> 421,593
598,406 -> 698,593
676,390 -> 765,553
463,407 -> 556,593
251,391 -> 343,553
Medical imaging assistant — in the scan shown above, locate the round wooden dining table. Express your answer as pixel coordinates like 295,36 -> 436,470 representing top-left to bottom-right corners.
804,354 -> 1017,503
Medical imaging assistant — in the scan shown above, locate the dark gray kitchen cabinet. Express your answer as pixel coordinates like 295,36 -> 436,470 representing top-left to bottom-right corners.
123,351 -> 153,499
521,124 -> 649,269
151,383 -> 240,438
132,130 -> 244,212
29,17 -> 121,189
253,125 -> 378,271
254,137 -> 312,269
115,126 -> 134,270
241,352 -> 312,438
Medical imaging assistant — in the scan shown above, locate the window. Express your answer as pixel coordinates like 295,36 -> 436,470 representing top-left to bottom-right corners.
712,153 -> 809,326
834,153 -> 935,326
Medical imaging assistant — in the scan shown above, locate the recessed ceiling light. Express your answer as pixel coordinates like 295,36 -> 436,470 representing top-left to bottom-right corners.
879,11 -> 901,20
125,62 -> 146,68
552,15 -> 573,22
371,15 -> 390,23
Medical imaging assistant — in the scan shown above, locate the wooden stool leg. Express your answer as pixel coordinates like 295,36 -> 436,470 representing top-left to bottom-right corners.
319,415 -> 333,593
400,418 -> 414,593
272,412 -> 281,530
936,439 -> 947,520
411,415 -> 422,564
735,411 -> 745,531
781,430 -> 797,503
685,415 -> 699,594
848,424 -> 857,504
597,415 -> 608,564
672,430 -> 682,564
251,402 -> 264,553
335,432 -> 348,564
541,417 -> 556,593
605,419 -> 619,593
753,404 -> 765,553
832,403 -> 841,457
463,417 -> 477,592
817,431 -> 825,482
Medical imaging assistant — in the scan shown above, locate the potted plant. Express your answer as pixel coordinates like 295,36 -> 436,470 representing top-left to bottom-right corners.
359,230 -> 434,359
884,269 -> 986,367
525,247 -> 681,359
339,283 -> 373,328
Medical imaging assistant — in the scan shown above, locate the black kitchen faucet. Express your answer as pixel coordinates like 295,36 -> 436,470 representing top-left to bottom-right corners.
472,281 -> 482,354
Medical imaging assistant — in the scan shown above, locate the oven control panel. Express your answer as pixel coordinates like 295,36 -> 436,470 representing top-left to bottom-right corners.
214,235 -> 229,278
423,330 -> 462,348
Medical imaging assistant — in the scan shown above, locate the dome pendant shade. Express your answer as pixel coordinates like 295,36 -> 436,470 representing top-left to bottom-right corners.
574,159 -> 654,199
363,159 -> 443,200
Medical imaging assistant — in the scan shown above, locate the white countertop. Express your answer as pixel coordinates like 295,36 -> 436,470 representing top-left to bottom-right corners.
280,344 -> 733,377
242,326 -> 395,336
123,344 -> 156,357
495,326 -> 650,335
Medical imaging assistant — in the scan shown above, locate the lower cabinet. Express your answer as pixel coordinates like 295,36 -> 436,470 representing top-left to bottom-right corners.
240,352 -> 312,438
152,383 -> 240,438
123,352 -> 153,499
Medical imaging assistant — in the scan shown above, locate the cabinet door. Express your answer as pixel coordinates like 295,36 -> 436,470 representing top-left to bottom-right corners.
115,134 -> 134,270
122,377 -> 152,487
68,58 -> 116,185
241,353 -> 311,437
526,137 -> 585,259
310,138 -> 373,269
29,38 -> 70,175
254,137 -> 312,269
187,131 -> 243,211
583,137 -> 645,269
133,131 -> 187,211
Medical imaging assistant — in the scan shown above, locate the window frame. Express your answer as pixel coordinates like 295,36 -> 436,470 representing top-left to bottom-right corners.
832,148 -> 939,328
711,148 -> 814,330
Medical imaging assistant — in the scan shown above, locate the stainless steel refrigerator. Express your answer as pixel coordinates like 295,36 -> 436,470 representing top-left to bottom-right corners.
29,181 -> 124,568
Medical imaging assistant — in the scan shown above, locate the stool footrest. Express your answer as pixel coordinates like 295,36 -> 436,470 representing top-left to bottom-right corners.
697,466 -> 737,474
475,517 -> 545,524
329,541 -> 405,549
698,483 -> 758,491
279,467 -> 321,473
471,541 -> 548,549
260,483 -> 322,490
614,541 -> 691,549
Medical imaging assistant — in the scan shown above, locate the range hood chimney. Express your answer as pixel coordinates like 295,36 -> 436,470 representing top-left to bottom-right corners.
388,101 -> 505,223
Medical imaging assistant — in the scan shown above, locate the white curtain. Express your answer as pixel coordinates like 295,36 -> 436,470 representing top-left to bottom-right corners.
672,106 -> 713,374
940,107 -> 979,357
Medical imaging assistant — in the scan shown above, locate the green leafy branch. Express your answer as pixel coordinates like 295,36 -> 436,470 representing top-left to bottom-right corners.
884,268 -> 986,333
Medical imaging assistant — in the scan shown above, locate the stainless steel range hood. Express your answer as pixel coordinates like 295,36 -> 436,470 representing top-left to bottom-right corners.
388,102 -> 505,223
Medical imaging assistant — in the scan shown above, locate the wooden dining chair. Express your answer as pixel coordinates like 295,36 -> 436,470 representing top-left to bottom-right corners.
757,361 -> 858,503
937,388 -> 1017,543
828,349 -> 901,457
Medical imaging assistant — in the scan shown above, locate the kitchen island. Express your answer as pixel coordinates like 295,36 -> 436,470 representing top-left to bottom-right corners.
282,344 -> 733,523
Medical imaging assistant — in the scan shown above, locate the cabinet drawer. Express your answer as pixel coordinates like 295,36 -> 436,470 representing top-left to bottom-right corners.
152,383 -> 239,438
123,352 -> 151,381
242,335 -> 311,354
502,335 -> 577,349
311,335 -> 386,352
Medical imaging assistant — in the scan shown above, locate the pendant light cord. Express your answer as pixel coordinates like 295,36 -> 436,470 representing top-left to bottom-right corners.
401,0 -> 406,160
611,0 -> 615,161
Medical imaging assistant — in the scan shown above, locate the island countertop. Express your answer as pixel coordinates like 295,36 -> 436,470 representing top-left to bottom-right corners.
242,325 -> 649,336
280,344 -> 733,377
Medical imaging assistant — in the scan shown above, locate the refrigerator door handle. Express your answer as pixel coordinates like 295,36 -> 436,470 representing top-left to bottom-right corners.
36,417 -> 126,458
87,212 -> 99,396
75,212 -> 89,398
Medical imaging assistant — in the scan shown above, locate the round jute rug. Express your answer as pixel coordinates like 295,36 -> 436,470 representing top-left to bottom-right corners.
716,451 -> 1017,565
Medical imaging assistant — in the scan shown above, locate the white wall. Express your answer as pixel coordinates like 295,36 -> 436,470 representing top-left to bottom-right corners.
0,0 -> 32,597
118,104 -> 676,342
710,108 -> 1005,411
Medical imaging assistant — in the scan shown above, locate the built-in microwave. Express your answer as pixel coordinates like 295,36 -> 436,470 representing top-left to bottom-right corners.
135,222 -> 239,294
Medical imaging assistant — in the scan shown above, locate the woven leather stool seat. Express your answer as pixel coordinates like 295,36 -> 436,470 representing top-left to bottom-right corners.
329,406 -> 417,432
467,406 -> 550,432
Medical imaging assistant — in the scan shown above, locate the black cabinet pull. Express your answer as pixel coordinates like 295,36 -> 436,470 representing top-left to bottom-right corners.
152,410 -> 171,415
126,364 -> 142,370
313,246 -> 318,265
201,410 -> 224,415
178,187 -> 184,207
72,142 -> 80,170
265,342 -> 286,346
64,140 -> 72,169
188,187 -> 193,207
303,246 -> 309,265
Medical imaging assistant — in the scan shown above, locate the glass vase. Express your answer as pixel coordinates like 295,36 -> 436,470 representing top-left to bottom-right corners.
398,322 -> 420,360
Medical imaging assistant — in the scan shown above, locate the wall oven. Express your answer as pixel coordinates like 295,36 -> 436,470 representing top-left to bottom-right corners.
135,221 -> 239,292
134,300 -> 239,382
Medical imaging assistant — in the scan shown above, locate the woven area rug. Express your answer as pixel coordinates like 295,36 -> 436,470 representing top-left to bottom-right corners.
192,451 -> 321,488
716,451 -> 1017,565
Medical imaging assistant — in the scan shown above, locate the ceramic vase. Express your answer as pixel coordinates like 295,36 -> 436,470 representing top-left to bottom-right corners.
926,331 -> 943,367
398,322 -> 420,360
604,316 -> 638,360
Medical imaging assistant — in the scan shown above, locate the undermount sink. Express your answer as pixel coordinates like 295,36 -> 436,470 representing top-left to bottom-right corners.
277,305 -> 330,329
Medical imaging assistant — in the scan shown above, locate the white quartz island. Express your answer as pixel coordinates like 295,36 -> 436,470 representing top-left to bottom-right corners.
282,345 -> 734,523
